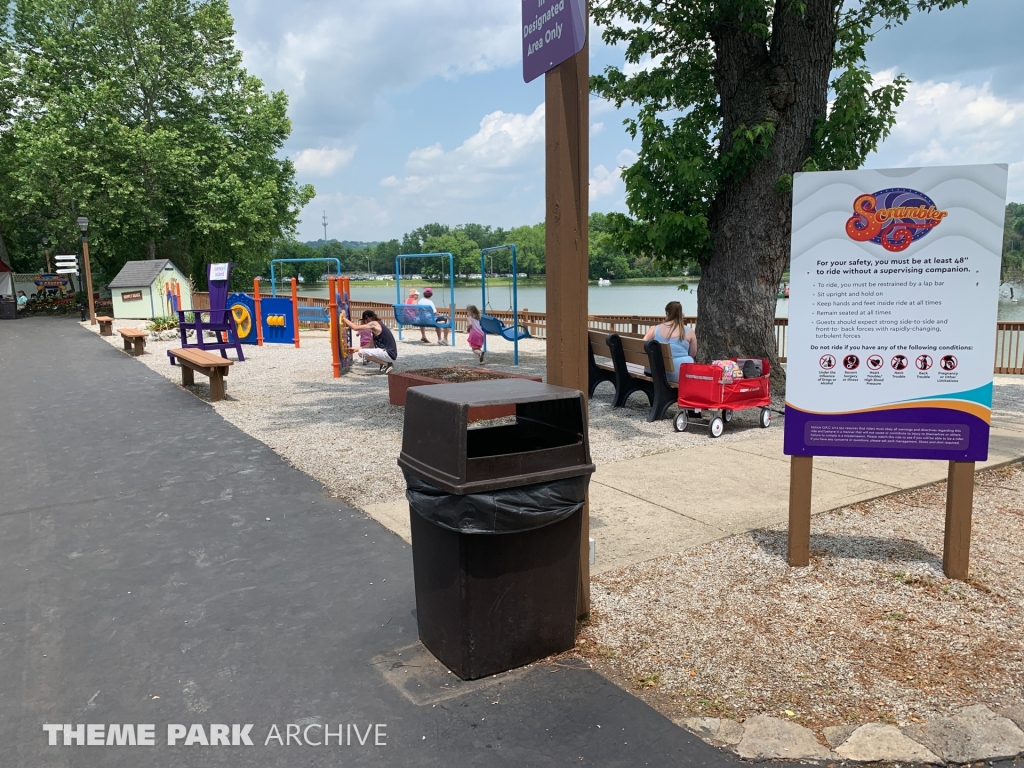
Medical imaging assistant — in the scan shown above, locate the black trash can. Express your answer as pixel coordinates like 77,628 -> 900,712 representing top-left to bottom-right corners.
0,297 -> 17,320
399,379 -> 595,680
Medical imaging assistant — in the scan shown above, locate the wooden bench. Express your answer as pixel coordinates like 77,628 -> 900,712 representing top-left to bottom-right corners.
607,334 -> 678,422
167,348 -> 233,401
96,316 -> 114,336
119,328 -> 148,356
588,330 -> 616,397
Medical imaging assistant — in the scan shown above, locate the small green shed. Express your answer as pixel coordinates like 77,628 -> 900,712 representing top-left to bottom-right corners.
109,260 -> 192,320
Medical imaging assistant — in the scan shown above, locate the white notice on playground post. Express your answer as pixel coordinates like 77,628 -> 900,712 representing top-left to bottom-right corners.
784,164 -> 1007,463
209,263 -> 229,281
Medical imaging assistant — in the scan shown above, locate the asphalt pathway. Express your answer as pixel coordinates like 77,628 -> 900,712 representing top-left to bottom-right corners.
0,317 -> 753,768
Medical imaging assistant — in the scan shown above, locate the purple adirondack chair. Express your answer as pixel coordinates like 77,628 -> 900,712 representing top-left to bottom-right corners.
172,262 -> 245,363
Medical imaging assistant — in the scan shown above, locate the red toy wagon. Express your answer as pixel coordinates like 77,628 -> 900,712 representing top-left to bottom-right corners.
673,358 -> 773,437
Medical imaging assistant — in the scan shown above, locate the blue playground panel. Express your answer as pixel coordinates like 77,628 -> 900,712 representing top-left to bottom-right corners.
227,292 -> 258,344
260,297 -> 295,344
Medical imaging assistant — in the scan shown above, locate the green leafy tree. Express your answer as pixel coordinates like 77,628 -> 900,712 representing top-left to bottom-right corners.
1002,203 -> 1024,285
508,222 -> 545,277
422,229 -> 480,279
592,0 -> 967,382
589,214 -> 630,279
2,0 -> 313,287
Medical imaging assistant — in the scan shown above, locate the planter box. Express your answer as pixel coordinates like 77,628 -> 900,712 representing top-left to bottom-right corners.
388,367 -> 543,421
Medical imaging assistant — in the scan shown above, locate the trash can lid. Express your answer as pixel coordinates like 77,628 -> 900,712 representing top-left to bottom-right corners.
399,380 -> 594,494
405,379 -> 585,406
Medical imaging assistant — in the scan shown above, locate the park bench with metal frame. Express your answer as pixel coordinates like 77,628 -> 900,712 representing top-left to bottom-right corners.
606,333 -> 678,422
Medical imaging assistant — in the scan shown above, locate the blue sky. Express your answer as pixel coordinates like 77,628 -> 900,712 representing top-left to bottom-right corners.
228,0 -> 1024,242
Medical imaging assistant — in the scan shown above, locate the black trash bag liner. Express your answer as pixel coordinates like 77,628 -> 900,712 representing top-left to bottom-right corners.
404,471 -> 588,534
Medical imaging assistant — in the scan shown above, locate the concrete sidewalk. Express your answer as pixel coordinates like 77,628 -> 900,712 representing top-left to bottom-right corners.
1,317 -> 756,768
367,380 -> 1024,576
588,410 -> 1024,573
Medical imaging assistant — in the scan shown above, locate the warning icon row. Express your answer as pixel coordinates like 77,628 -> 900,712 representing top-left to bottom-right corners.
819,354 -> 957,372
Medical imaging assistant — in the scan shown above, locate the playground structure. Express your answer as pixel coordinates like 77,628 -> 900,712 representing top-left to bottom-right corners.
165,281 -> 184,314
480,244 -> 531,365
226,257 -> 353,377
392,253 -> 456,347
175,262 -> 245,362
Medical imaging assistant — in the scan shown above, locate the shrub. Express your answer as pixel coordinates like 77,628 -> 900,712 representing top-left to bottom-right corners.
147,316 -> 179,332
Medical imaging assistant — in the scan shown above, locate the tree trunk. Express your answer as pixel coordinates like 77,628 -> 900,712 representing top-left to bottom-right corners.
0,225 -> 11,269
147,238 -> 156,260
699,0 -> 836,392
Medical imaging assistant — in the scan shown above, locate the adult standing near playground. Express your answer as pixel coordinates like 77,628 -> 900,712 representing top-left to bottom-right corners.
418,288 -> 449,345
342,310 -> 397,372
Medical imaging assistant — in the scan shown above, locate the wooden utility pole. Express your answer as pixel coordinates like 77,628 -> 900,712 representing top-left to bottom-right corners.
82,238 -> 96,325
545,17 -> 590,616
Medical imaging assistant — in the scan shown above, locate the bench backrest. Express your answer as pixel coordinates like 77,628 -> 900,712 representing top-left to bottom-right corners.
392,304 -> 438,327
588,330 -> 612,358
617,335 -> 674,372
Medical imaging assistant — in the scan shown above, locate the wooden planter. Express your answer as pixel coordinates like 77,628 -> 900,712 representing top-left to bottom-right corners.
388,367 -> 543,421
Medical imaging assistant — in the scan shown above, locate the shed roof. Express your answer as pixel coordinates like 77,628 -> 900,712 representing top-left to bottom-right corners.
108,259 -> 180,288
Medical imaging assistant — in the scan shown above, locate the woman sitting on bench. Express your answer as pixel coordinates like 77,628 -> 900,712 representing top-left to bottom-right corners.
342,310 -> 398,373
643,301 -> 695,382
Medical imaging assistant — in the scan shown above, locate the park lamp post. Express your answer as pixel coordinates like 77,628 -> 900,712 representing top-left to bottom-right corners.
77,216 -> 96,325
42,236 -> 51,273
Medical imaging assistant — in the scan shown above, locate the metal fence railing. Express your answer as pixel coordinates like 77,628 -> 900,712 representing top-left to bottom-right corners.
191,293 -> 1022,373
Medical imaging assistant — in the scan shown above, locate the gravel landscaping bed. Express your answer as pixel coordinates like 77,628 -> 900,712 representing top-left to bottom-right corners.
574,461 -> 1024,736
85,319 -> 786,508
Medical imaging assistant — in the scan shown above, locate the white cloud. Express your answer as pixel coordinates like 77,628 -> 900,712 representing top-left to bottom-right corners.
622,53 -> 664,78
292,147 -> 356,177
233,0 -> 521,144
872,71 -> 1024,199
589,149 -> 638,201
589,164 -> 619,200
390,103 -> 546,200
590,122 -> 605,137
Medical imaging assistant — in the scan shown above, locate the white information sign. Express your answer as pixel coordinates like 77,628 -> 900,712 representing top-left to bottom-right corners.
209,263 -> 230,282
784,164 -> 1007,462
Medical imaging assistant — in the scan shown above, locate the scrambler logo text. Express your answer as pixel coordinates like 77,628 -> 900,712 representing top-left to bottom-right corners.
845,187 -> 948,252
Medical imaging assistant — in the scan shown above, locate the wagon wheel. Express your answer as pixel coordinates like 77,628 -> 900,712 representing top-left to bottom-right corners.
722,409 -> 733,423
759,407 -> 772,428
709,416 -> 725,438
673,411 -> 689,433
230,304 -> 252,338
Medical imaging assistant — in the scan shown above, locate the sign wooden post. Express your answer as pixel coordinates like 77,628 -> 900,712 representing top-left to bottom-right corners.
943,461 -> 975,579
529,0 -> 590,616
787,456 -> 813,567
784,164 -> 1008,581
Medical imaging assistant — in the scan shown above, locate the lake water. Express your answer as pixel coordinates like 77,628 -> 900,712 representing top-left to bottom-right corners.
292,280 -> 1024,321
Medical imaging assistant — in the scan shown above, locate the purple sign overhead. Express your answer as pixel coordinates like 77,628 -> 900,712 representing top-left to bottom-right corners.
522,0 -> 587,83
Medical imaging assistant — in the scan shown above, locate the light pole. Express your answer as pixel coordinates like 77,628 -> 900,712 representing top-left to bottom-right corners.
366,255 -> 371,277
77,216 -> 96,325
322,211 -> 328,245
42,236 -> 51,273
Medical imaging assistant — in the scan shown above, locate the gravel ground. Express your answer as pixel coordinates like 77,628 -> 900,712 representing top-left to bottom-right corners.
574,461 -> 1024,735
85,319 -> 785,508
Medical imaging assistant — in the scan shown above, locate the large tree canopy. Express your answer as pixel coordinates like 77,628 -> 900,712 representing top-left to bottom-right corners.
0,0 -> 313,285
592,0 -> 967,385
